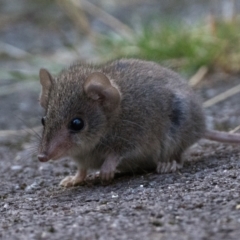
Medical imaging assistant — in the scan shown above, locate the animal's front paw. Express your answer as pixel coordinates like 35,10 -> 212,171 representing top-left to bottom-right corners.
100,154 -> 119,182
60,169 -> 87,187
156,160 -> 182,174
59,175 -> 85,187
100,168 -> 115,182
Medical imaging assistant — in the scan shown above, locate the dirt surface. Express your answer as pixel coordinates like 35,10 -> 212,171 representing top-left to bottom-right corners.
1,1 -> 240,240
0,71 -> 240,240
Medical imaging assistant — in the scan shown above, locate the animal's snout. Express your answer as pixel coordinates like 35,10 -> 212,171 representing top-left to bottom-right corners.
37,153 -> 49,162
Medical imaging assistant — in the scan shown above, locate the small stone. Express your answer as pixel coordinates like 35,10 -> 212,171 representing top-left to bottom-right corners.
25,182 -> 39,192
111,192 -> 118,198
235,204 -> 240,210
3,204 -> 9,209
11,165 -> 22,171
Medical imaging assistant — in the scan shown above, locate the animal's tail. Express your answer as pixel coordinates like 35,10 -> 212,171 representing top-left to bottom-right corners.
204,129 -> 240,143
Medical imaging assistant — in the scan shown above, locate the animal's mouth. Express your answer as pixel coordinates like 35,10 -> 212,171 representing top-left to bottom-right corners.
38,151 -> 66,162
38,156 -> 48,162
38,131 -> 72,162
51,152 -> 66,161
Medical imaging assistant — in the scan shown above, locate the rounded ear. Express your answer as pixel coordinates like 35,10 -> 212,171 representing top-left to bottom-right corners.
83,72 -> 121,112
39,68 -> 53,109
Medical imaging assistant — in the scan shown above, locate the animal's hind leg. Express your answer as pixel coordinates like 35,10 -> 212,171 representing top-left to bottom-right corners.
156,153 -> 183,174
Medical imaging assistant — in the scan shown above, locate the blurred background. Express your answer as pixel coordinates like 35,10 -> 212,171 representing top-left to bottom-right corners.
1,2 -> 240,238
0,0 -> 240,132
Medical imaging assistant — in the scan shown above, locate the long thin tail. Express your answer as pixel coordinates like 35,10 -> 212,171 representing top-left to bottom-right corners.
204,129 -> 240,143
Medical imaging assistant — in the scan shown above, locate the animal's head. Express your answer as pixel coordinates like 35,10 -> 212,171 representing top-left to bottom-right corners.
37,68 -> 121,162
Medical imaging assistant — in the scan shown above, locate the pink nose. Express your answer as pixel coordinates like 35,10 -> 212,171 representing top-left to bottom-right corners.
38,153 -> 49,162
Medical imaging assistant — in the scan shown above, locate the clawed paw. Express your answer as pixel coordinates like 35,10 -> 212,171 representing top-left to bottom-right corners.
156,160 -> 182,174
59,175 -> 84,188
100,169 -> 115,182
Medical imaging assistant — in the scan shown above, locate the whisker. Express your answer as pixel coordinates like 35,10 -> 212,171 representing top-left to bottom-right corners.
0,126 -> 42,143
13,113 -> 42,140
13,147 -> 39,163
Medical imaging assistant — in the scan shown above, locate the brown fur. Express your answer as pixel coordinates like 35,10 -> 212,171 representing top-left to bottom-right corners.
38,59 -> 206,187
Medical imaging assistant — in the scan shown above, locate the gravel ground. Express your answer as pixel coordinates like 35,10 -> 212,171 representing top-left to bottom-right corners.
0,72 -> 240,240
1,1 -> 240,239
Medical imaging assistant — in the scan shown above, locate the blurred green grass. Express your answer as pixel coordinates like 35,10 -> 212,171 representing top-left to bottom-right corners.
1,1 -> 239,81
99,19 -> 240,76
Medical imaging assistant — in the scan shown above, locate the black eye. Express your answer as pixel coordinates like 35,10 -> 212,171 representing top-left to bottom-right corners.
41,117 -> 46,126
68,118 -> 84,132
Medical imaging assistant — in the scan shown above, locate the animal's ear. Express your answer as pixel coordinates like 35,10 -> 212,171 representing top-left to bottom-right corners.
39,68 -> 53,109
83,72 -> 121,112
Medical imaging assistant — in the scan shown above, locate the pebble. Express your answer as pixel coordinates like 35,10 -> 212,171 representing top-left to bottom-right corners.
11,165 -> 23,171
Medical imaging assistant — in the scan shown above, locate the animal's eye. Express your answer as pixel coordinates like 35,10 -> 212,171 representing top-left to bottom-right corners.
68,118 -> 84,132
41,117 -> 46,126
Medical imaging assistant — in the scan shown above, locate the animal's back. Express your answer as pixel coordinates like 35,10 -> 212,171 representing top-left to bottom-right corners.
98,59 -> 206,172
38,58 -> 207,187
